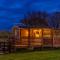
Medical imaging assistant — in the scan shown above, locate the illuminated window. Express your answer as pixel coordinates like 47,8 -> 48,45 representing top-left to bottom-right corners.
33,29 -> 42,38
33,30 -> 39,37
21,29 -> 28,37
43,29 -> 52,38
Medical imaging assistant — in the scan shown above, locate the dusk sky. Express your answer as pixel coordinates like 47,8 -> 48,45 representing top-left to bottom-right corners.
0,0 -> 60,31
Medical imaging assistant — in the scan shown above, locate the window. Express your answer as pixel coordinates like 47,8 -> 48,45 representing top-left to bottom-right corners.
21,29 -> 28,38
43,29 -> 52,38
30,29 -> 42,38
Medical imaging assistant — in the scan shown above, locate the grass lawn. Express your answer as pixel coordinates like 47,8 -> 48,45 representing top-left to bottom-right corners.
0,49 -> 60,60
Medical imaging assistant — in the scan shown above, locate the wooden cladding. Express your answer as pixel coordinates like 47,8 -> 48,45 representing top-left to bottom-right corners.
14,28 -> 60,48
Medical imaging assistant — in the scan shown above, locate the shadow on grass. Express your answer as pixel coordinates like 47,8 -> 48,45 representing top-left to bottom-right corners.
15,47 -> 60,53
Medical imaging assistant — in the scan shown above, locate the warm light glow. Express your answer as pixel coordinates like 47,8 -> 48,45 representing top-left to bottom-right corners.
43,29 -> 51,38
44,35 -> 51,37
43,29 -> 51,34
21,29 -> 28,37
33,29 -> 42,38
25,30 -> 28,37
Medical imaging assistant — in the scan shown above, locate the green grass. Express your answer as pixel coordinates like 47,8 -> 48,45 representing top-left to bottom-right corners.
0,50 -> 60,60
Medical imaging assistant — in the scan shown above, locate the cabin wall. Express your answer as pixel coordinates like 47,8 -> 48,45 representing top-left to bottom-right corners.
29,29 -> 43,47
43,29 -> 53,47
53,29 -> 60,47
14,28 -> 60,48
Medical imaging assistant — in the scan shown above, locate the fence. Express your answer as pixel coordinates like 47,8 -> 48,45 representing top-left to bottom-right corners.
0,40 -> 10,54
0,32 -> 16,54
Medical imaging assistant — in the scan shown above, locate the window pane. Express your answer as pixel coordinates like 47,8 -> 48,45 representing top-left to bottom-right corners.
43,29 -> 52,38
30,29 -> 42,38
21,29 -> 28,37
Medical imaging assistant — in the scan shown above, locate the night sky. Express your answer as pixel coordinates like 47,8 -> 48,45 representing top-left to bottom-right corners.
0,0 -> 60,31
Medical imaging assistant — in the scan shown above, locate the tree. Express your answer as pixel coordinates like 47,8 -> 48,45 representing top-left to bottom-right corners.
20,11 -> 49,28
50,12 -> 60,28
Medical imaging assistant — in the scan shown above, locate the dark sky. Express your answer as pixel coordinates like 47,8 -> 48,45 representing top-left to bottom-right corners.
0,0 -> 60,31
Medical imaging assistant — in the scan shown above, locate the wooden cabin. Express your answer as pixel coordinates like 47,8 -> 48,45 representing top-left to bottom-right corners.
13,26 -> 55,49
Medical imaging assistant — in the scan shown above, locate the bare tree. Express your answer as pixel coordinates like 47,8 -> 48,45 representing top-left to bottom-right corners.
50,12 -> 60,28
20,11 -> 49,28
